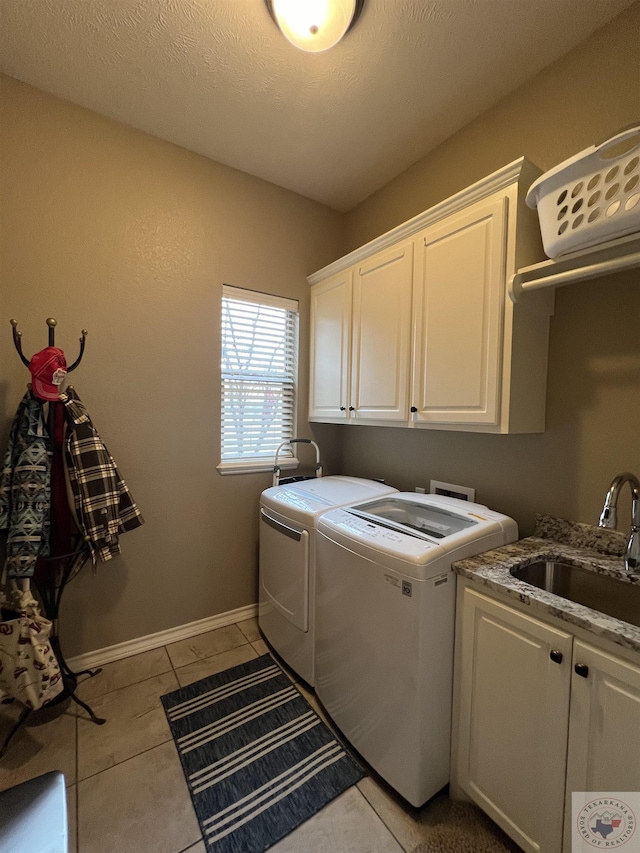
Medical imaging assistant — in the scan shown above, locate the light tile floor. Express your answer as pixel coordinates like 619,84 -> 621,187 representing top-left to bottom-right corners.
0,618 -> 521,853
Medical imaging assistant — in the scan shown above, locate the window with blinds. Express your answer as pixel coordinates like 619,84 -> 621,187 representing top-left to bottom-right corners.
220,285 -> 299,473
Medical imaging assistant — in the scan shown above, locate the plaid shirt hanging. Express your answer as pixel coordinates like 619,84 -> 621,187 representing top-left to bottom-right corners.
59,388 -> 144,564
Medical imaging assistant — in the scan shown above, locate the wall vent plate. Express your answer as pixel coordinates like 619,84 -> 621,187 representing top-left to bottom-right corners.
429,480 -> 475,502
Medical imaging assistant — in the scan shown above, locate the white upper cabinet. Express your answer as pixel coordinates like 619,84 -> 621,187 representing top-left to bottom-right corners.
309,271 -> 352,421
308,158 -> 553,432
350,241 -> 413,422
412,194 -> 507,426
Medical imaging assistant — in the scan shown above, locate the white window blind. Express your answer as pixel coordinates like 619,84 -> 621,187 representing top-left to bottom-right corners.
220,285 -> 299,472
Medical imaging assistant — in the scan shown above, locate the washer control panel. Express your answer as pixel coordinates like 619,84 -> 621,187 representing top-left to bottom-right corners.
324,509 -> 437,550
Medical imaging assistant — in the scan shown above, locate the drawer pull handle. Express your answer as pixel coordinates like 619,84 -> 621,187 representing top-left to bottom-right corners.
410,406 -> 418,413
575,663 -> 589,678
340,406 -> 346,411
349,406 -> 355,411
550,650 -> 563,664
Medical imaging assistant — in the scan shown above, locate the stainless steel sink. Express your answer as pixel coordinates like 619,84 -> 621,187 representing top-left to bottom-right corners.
510,560 -> 640,628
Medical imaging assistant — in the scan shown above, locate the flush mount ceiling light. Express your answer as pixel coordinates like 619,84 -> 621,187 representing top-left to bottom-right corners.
266,0 -> 364,53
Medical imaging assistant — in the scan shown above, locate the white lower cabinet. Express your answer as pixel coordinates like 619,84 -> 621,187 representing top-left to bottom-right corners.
454,583 -> 640,853
563,640 -> 640,852
455,586 -> 571,852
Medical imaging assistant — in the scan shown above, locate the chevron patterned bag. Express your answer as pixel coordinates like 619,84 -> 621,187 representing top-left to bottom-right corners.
0,575 -> 63,710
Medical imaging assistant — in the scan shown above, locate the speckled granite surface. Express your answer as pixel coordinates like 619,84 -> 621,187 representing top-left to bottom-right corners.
534,513 -> 627,555
453,515 -> 640,654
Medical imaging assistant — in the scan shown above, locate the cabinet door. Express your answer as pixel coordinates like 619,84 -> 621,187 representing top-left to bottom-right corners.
350,241 -> 413,421
309,271 -> 352,421
412,194 -> 507,425
563,641 -> 640,850
457,588 -> 572,853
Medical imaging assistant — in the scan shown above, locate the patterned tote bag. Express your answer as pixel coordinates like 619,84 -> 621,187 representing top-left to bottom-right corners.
0,574 -> 63,710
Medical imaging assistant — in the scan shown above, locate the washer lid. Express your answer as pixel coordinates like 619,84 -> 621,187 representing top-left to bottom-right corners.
261,476 -> 397,527
351,496 -> 478,540
318,494 -> 518,577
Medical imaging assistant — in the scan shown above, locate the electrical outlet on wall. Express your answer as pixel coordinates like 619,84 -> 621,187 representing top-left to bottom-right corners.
415,486 -> 426,494
429,480 -> 475,502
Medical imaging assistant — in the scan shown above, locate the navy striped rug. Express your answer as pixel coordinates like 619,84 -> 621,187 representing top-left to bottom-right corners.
161,654 -> 365,853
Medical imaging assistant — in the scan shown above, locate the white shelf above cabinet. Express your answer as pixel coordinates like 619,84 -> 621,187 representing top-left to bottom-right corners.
509,233 -> 640,302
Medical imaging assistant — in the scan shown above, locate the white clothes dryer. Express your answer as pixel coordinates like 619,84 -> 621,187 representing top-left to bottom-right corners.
259,476 -> 398,686
315,493 -> 517,806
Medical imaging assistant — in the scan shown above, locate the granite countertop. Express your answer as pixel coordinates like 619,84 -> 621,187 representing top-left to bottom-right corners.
452,514 -> 640,654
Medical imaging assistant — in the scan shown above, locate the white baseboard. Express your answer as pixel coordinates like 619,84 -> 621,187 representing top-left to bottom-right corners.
67,603 -> 259,672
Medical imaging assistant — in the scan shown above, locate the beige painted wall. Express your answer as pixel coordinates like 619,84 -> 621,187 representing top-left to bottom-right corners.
326,4 -> 640,537
0,75 -> 344,656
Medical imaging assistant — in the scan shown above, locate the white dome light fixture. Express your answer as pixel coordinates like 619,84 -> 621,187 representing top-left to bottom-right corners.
266,0 -> 364,53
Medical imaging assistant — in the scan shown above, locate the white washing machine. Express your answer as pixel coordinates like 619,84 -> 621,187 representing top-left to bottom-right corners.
258,476 -> 398,686
315,493 -> 517,806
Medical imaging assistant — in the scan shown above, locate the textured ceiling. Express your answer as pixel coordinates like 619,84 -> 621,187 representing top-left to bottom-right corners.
0,0 -> 634,211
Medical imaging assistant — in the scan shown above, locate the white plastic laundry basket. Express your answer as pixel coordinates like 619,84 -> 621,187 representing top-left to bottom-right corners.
526,126 -> 640,258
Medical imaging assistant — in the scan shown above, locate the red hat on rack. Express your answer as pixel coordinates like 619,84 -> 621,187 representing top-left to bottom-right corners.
29,347 -> 67,401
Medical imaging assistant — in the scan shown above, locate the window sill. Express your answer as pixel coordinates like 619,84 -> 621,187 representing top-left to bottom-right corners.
217,459 -> 299,476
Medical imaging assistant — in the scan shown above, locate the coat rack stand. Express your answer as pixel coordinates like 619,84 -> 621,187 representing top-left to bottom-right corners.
1,319 -> 105,759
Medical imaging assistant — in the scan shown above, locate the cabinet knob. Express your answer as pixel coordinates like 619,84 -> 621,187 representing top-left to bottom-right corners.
410,406 -> 418,413
574,663 -> 589,678
550,650 -> 563,664
340,406 -> 346,411
349,406 -> 355,411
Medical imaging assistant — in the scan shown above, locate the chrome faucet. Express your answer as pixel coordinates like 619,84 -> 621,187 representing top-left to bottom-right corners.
598,472 -> 640,572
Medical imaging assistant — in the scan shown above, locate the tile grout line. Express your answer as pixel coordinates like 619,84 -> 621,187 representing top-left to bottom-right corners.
236,618 -> 261,645
75,648 -> 176,701
176,840 -> 204,853
351,785 -> 409,853
170,640 -> 255,677
357,782 -> 412,853
165,643 -> 180,681
76,735 -> 175,785
167,627 -> 257,673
